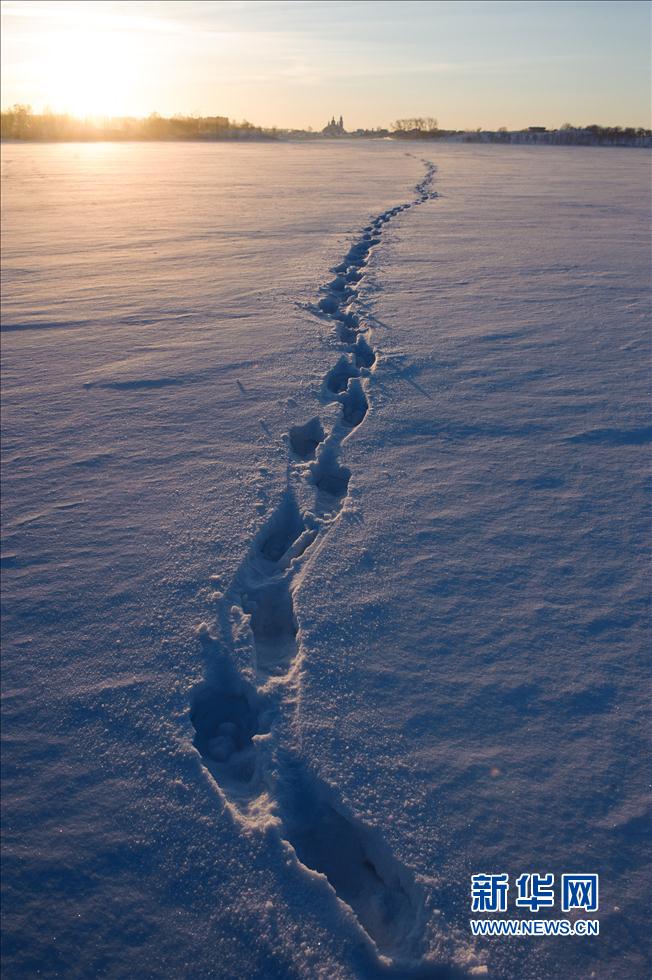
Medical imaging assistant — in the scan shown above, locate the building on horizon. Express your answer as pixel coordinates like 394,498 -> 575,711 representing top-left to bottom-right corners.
322,115 -> 345,136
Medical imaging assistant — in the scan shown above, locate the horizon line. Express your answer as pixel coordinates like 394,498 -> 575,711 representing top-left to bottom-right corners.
1,106 -> 650,134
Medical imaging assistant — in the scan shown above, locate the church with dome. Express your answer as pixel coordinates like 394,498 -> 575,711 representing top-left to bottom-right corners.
322,115 -> 345,136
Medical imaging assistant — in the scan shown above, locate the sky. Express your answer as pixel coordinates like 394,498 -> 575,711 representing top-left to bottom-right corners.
1,0 -> 650,130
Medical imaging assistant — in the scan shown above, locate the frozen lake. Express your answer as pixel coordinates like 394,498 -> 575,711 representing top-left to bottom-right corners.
1,140 -> 650,979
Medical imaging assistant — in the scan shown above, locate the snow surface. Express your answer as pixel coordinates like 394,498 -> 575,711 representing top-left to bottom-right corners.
1,141 -> 650,980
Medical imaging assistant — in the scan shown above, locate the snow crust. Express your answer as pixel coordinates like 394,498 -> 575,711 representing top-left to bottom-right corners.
2,140 -> 650,979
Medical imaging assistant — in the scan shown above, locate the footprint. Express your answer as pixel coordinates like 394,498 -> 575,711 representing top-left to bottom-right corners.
311,447 -> 351,500
340,378 -> 369,427
241,578 -> 298,676
335,308 -> 360,330
336,321 -> 358,345
345,242 -> 370,264
319,295 -> 340,316
289,417 -> 325,460
279,763 -> 425,961
189,653 -> 263,796
354,335 -> 376,369
257,490 -> 307,562
325,356 -> 360,394
327,276 -> 347,293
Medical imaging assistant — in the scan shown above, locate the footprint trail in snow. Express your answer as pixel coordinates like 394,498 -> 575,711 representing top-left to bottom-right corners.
190,160 -> 438,966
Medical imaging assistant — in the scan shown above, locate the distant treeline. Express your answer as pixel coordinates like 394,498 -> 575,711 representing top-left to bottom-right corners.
1,105 -> 650,146
0,106 -> 277,141
389,118 -> 651,146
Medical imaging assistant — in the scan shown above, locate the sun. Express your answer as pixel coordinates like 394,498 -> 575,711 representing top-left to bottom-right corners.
43,24 -> 140,118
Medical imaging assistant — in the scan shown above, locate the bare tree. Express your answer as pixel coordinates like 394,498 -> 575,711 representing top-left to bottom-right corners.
392,117 -> 438,133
